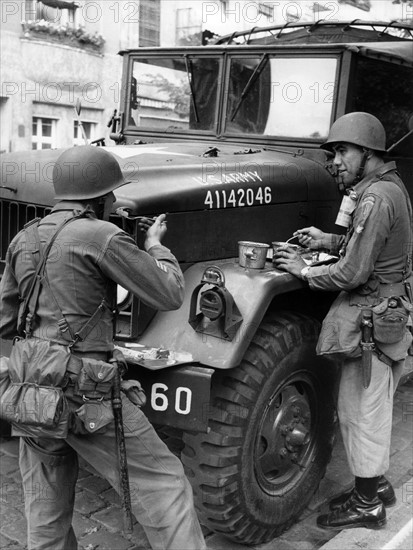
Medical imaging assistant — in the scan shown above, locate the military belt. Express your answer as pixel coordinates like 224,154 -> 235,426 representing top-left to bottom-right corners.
378,282 -> 408,298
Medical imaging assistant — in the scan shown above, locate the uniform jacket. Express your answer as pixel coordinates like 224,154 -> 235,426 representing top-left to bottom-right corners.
306,162 -> 412,357
0,202 -> 184,352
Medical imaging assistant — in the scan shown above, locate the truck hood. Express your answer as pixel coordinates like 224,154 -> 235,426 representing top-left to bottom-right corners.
111,143 -> 336,213
0,143 -> 335,211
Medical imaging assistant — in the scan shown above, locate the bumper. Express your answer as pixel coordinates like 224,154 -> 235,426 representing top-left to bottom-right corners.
126,363 -> 214,433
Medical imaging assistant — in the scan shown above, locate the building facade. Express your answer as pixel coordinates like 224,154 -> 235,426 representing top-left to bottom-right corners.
0,0 -> 161,153
0,0 -> 410,153
160,0 -> 410,46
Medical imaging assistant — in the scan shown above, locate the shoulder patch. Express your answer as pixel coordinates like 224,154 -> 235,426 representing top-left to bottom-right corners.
355,194 -> 376,234
155,259 -> 168,273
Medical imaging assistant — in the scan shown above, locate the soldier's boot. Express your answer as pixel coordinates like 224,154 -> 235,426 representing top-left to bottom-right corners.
329,476 -> 396,510
317,489 -> 386,531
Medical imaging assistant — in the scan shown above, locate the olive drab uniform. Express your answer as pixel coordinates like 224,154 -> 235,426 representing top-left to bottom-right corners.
305,162 -> 412,476
0,203 -> 206,550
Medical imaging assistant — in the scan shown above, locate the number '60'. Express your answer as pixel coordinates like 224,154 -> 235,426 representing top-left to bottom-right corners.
151,383 -> 192,415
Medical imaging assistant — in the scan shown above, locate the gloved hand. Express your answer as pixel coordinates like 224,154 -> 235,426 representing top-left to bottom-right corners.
121,380 -> 146,407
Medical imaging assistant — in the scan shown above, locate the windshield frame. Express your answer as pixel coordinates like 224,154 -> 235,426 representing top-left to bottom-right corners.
120,45 -> 344,146
222,52 -> 339,142
123,51 -> 224,137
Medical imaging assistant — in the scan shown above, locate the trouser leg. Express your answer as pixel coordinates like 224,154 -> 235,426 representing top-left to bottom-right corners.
19,437 -> 79,550
66,395 -> 206,550
337,357 -> 405,477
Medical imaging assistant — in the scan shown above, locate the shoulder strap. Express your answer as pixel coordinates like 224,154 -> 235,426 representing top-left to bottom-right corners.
18,216 -> 78,335
379,172 -> 413,281
19,214 -> 110,347
362,170 -> 413,285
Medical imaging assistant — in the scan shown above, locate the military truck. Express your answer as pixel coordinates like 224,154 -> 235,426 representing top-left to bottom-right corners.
1,20 -> 412,545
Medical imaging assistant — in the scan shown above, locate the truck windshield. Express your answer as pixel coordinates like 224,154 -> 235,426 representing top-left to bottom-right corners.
225,56 -> 337,139
128,56 -> 220,132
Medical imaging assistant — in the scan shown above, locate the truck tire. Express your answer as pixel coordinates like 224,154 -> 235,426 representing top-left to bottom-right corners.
181,312 -> 337,545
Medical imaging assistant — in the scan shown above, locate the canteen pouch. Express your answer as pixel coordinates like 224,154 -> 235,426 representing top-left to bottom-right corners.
372,297 -> 412,345
0,338 -> 70,438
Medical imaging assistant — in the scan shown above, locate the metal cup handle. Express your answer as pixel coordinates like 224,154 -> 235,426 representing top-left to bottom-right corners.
244,249 -> 257,267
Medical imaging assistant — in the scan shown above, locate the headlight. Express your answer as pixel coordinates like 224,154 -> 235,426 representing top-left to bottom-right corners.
199,288 -> 225,320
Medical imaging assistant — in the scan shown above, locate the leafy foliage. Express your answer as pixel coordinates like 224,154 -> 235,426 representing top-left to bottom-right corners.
146,74 -> 190,117
21,19 -> 105,51
392,0 -> 413,6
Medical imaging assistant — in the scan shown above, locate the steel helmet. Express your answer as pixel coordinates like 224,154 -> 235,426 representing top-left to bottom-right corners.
53,146 -> 129,200
321,112 -> 386,153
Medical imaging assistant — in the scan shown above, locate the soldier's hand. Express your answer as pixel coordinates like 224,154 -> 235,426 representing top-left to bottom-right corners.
138,217 -> 155,233
273,245 -> 307,278
293,226 -> 325,249
121,380 -> 146,407
144,214 -> 168,250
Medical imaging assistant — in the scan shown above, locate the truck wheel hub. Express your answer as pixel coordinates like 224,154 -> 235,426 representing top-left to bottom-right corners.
254,377 -> 314,495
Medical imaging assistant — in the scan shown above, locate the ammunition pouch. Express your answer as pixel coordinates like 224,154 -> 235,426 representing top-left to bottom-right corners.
74,399 -> 115,434
76,358 -> 117,398
73,358 -> 117,434
317,285 -> 413,363
0,337 -> 70,438
72,353 -> 145,433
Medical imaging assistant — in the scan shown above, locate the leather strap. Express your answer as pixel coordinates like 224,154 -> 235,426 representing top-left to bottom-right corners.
20,214 -> 110,349
374,347 -> 394,368
19,216 -> 79,335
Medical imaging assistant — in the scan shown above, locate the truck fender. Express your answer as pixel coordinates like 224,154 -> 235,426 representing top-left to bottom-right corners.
141,259 -> 305,369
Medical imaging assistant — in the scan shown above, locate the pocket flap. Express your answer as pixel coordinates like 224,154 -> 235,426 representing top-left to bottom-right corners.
81,359 -> 117,384
372,299 -> 389,315
75,401 -> 114,433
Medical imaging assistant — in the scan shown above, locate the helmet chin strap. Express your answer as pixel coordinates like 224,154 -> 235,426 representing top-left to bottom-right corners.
90,194 -> 112,220
101,195 -> 113,221
337,181 -> 346,195
337,148 -> 369,194
352,148 -> 369,186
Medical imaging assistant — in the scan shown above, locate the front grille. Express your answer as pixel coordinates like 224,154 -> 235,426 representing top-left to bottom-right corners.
0,199 -> 51,263
1,204 -> 132,265
0,200 -> 146,339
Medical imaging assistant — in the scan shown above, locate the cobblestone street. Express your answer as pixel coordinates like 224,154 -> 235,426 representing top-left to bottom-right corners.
1,377 -> 412,550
